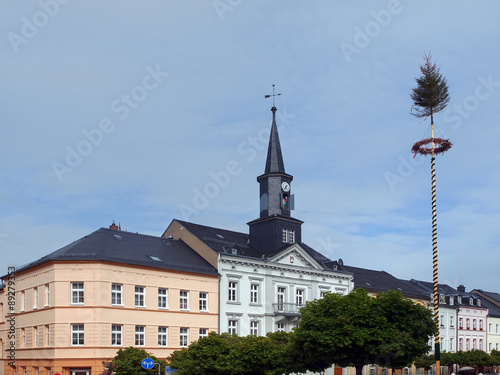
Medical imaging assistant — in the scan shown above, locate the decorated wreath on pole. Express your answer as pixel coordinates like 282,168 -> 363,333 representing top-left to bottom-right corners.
411,137 -> 452,157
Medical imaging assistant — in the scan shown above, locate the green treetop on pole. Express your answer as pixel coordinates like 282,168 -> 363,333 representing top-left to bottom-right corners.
410,52 -> 450,119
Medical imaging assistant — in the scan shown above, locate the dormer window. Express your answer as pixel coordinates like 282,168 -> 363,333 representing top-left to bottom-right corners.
449,296 -> 454,305
470,298 -> 474,306
457,296 -> 462,304
282,228 -> 295,244
439,294 -> 445,303
477,299 -> 481,306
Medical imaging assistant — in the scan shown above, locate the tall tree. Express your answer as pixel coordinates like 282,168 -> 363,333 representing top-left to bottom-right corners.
292,288 -> 435,375
113,347 -> 167,375
167,331 -> 293,375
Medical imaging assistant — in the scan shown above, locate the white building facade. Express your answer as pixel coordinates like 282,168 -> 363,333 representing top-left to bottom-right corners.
219,244 -> 353,336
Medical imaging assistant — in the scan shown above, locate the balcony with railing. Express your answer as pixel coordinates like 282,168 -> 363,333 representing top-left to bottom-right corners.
273,302 -> 305,316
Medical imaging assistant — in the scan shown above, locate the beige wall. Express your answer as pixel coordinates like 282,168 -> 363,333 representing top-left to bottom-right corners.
1,261 -> 219,375
163,220 -> 219,269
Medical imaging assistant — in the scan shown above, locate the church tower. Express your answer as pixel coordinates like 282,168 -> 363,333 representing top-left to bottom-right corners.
248,105 -> 303,254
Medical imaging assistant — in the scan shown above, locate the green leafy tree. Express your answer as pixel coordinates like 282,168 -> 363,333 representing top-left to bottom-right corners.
168,331 -> 293,375
410,52 -> 450,118
490,349 -> 500,366
414,353 -> 434,370
113,346 -> 167,375
465,349 -> 493,367
292,288 -> 435,375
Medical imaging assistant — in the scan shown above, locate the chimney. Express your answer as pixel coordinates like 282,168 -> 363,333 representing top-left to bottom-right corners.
109,220 -> 119,230
457,285 -> 466,293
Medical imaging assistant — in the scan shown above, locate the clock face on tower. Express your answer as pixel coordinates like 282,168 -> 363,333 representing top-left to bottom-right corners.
281,181 -> 290,192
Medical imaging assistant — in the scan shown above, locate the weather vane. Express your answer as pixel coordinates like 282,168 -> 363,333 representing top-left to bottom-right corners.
264,84 -> 281,107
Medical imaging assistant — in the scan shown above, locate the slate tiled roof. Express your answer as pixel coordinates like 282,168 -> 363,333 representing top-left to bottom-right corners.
342,265 -> 428,299
15,228 -> 218,276
174,219 -> 350,273
264,107 -> 286,174
471,295 -> 500,317
404,279 -> 460,296
472,290 -> 500,305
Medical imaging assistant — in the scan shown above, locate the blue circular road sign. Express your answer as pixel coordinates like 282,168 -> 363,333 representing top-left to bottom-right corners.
142,358 -> 155,370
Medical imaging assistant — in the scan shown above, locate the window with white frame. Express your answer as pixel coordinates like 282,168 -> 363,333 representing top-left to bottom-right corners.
199,292 -> 208,311
34,327 -> 38,346
296,289 -> 305,306
228,281 -> 238,302
250,284 -> 259,304
440,315 -> 444,327
180,290 -> 189,310
111,284 -> 123,305
477,299 -> 481,306
439,294 -> 445,303
466,339 -> 470,350
135,286 -> 145,307
489,323 -> 492,332
489,343 -> 493,352
45,325 -> 49,346
473,339 -> 477,349
479,320 -> 483,330
450,316 -> 454,327
449,296 -> 454,305
277,323 -> 285,332
199,328 -> 208,339
158,288 -> 168,309
282,228 -> 295,243
479,339 -> 483,350
44,284 -> 50,306
71,283 -> 84,304
473,319 -> 477,330
457,296 -> 462,304
459,318 -> 463,328
497,324 -> 500,333
180,328 -> 189,347
450,337 -> 454,351
228,319 -> 238,335
459,338 -> 463,350
135,326 -> 145,346
466,319 -> 470,329
21,291 -> 26,311
158,327 -> 168,346
250,321 -> 259,336
71,324 -> 84,346
277,287 -> 286,310
34,287 -> 38,309
111,325 -> 122,346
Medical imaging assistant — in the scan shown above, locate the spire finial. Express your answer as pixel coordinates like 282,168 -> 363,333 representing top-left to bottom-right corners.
264,84 -> 281,108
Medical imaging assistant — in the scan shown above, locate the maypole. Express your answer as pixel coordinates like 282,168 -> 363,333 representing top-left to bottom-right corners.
410,53 -> 452,375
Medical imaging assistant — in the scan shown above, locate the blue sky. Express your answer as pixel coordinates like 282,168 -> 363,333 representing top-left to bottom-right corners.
1,1 -> 499,292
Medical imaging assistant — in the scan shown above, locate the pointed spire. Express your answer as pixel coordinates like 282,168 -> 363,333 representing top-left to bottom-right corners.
264,106 -> 286,174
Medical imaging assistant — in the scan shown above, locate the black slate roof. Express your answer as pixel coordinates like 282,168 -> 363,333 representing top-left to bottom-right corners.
404,279 -> 460,296
14,228 -> 218,276
472,290 -> 500,305
264,107 -> 286,174
342,265 -> 427,299
471,294 -> 500,317
173,219 -> 350,273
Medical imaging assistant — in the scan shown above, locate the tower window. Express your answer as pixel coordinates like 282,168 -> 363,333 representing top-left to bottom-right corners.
282,228 -> 295,243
